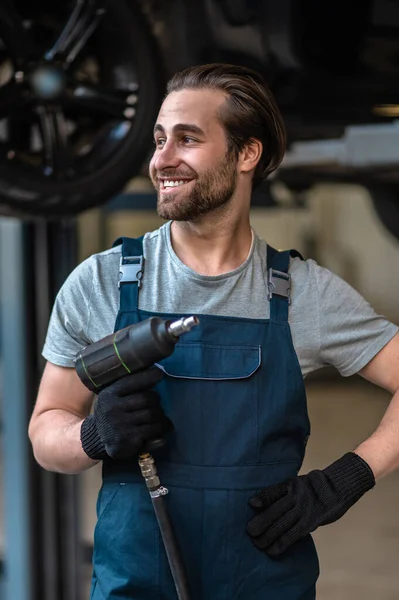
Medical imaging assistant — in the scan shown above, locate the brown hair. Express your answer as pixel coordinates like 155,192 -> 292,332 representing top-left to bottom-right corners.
166,63 -> 286,188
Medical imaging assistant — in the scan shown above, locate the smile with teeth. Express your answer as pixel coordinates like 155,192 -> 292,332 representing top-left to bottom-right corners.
161,179 -> 193,190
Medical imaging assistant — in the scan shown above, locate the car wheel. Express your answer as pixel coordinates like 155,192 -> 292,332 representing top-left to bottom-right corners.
0,0 -> 163,217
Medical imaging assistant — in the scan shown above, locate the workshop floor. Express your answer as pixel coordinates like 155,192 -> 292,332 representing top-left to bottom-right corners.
2,376 -> 399,599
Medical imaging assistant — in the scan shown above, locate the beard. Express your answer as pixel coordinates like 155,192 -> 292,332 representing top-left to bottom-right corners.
153,151 -> 238,221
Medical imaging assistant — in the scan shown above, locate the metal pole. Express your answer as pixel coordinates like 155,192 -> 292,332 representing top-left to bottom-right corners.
32,219 -> 83,600
0,217 -> 83,600
0,217 -> 33,600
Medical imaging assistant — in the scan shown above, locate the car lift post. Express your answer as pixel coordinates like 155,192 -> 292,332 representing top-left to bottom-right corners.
0,217 -> 83,600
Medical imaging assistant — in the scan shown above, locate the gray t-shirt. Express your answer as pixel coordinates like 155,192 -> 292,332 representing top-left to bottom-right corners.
43,221 -> 398,378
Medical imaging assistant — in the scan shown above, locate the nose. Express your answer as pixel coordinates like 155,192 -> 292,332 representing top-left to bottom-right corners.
153,140 -> 181,172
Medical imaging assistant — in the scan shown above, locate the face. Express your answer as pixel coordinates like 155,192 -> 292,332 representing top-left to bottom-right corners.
149,88 -> 238,221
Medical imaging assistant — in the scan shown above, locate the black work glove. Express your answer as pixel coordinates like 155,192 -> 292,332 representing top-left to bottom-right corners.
80,367 -> 173,460
246,452 -> 375,557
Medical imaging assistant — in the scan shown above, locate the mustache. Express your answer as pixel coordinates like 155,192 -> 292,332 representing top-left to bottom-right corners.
156,171 -> 197,179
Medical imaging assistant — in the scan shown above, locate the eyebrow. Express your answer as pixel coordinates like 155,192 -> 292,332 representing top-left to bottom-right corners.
153,123 -> 205,136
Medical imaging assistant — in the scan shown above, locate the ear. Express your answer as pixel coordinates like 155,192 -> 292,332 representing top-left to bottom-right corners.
238,138 -> 263,174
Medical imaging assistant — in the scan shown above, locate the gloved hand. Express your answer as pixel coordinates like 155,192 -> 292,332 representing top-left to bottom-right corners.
246,452 -> 375,557
80,366 -> 173,460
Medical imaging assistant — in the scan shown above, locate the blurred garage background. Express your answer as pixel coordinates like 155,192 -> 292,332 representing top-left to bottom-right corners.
0,1 -> 399,599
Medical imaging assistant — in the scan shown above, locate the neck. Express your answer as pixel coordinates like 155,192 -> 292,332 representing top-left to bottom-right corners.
170,208 -> 252,276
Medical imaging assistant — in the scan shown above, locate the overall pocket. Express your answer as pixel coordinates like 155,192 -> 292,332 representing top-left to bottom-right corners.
156,342 -> 261,466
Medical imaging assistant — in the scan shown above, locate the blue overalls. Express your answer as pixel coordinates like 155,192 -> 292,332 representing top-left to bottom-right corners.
90,236 -> 319,600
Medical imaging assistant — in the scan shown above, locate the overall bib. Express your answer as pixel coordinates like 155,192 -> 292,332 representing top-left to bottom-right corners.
90,236 -> 320,600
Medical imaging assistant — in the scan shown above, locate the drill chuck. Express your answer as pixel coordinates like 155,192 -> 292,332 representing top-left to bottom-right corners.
74,315 -> 199,393
168,316 -> 199,337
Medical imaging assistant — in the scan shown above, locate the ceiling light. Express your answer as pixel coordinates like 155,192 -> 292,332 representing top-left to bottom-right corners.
373,104 -> 399,117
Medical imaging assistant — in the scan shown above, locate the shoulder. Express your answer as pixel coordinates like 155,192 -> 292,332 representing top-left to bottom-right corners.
81,223 -> 168,286
88,245 -> 122,286
49,248 -> 121,323
289,254 -> 358,302
290,252 -> 366,313
70,245 -> 122,279
60,246 -> 121,300
84,224 -> 169,291
284,253 -> 319,308
252,236 -> 348,303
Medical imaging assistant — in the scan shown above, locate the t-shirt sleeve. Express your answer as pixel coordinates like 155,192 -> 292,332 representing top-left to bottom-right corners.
314,261 -> 399,377
42,256 -> 95,368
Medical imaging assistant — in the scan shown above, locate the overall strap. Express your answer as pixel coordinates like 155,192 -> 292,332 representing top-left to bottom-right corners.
266,244 -> 303,322
112,236 -> 144,312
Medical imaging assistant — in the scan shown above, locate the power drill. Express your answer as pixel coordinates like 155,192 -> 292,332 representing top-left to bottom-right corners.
74,315 -> 199,393
74,315 -> 200,452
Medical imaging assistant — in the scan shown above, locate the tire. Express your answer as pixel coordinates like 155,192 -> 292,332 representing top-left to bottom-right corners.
0,0 -> 164,217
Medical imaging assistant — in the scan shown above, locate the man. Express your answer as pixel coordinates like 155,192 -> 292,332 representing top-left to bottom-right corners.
28,64 -> 399,599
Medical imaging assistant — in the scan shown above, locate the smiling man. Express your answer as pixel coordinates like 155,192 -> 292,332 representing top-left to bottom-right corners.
29,64 -> 399,599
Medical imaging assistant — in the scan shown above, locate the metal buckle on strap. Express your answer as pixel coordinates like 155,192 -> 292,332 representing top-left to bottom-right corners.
267,268 -> 291,304
118,255 -> 144,289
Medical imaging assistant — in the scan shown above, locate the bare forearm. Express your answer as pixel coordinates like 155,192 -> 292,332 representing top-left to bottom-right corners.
355,388 -> 399,481
29,409 -> 99,474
